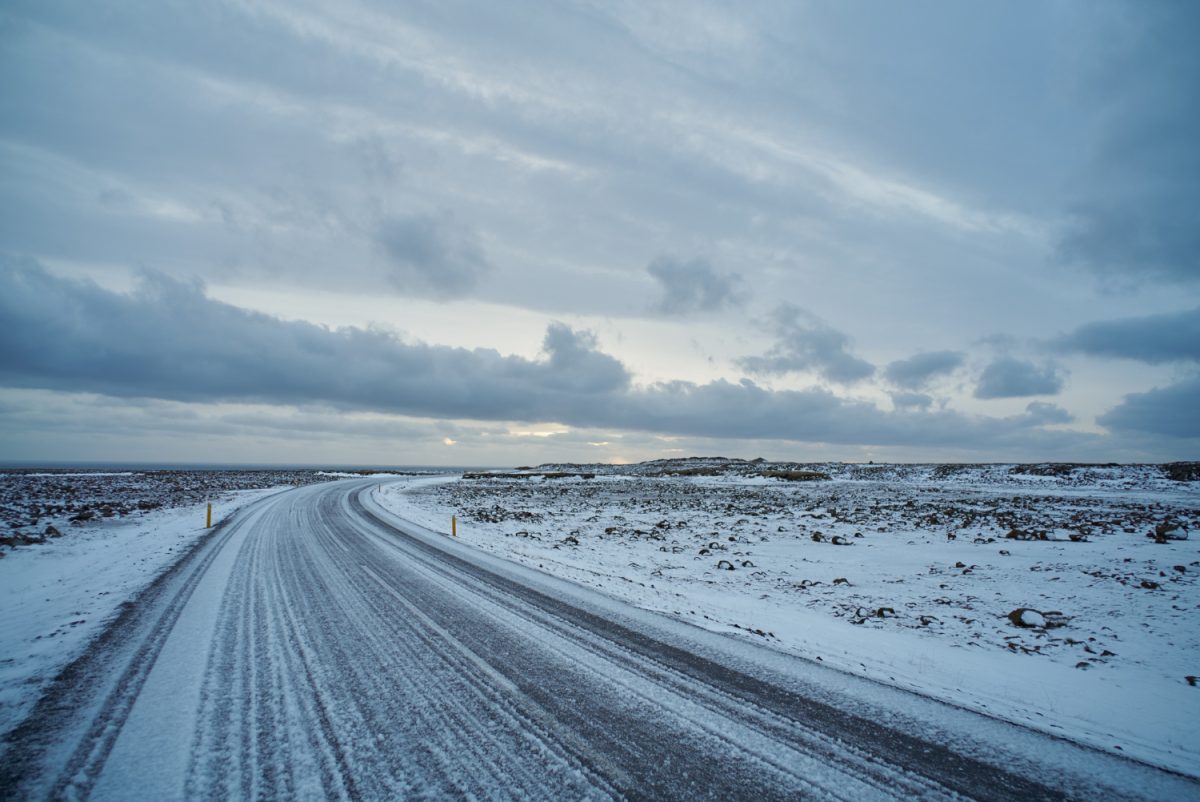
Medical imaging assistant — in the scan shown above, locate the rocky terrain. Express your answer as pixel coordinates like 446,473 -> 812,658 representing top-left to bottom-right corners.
379,457 -> 1200,765
0,469 -> 356,553
398,465 -> 1198,666
525,455 -> 1200,487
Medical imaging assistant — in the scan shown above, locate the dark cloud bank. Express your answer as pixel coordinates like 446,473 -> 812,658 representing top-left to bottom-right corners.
1099,378 -> 1200,439
738,304 -> 875,384
974,358 -> 1065,399
1054,308 -> 1200,438
1055,2 -> 1200,285
375,211 -> 492,300
884,350 -> 964,390
646,256 -> 745,315
1056,307 -> 1200,364
0,261 -> 1110,454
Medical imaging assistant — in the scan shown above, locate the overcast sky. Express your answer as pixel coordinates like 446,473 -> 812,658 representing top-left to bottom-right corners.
1,0 -> 1197,466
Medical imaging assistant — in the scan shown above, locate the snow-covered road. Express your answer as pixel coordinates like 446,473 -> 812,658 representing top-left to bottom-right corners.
2,480 -> 1195,801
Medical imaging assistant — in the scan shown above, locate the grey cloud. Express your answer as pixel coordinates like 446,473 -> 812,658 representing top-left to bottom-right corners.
974,358 -> 1065,399
738,304 -> 875,384
890,392 -> 933,410
0,259 -> 612,421
607,380 -> 1086,451
1055,2 -> 1200,284
375,212 -> 492,300
1056,307 -> 1200,364
0,262 -> 1086,452
356,136 -> 403,185
1098,376 -> 1200,438
1058,202 -> 1199,284
539,323 -> 631,394
883,350 -> 964,390
1022,401 -> 1073,425
647,256 -> 745,315
9,0 -> 1192,332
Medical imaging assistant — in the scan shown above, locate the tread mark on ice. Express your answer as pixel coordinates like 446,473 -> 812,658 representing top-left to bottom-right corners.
360,564 -> 519,695
358,563 -> 637,793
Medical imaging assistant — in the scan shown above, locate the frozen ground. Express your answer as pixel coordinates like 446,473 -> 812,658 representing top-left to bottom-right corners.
11,479 -> 1193,801
0,468 -> 338,552
0,481 -> 299,739
377,459 -> 1200,777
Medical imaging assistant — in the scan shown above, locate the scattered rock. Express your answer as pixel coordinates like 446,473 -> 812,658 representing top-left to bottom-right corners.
761,470 -> 830,482
1008,608 -> 1049,628
1006,528 -> 1048,541
1162,463 -> 1200,482
1150,520 -> 1188,543
716,559 -> 735,570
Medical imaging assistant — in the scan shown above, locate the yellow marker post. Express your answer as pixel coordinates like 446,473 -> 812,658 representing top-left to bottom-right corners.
206,503 -> 212,528
452,515 -> 457,537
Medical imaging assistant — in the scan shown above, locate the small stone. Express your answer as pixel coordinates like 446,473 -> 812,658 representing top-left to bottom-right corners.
1008,608 -> 1046,628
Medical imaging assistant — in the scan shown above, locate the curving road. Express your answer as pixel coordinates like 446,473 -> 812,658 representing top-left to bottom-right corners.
1,480 -> 1195,801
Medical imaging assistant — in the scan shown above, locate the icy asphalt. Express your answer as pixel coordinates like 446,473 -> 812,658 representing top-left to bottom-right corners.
1,480 -> 1196,801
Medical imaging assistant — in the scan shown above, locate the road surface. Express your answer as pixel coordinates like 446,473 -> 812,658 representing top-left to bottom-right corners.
1,480 -> 1195,800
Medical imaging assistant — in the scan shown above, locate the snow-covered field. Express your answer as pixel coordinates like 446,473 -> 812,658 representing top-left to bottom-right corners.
0,468 -> 336,551
3,462 -> 1196,782
0,478 -> 303,740
377,460 -> 1200,777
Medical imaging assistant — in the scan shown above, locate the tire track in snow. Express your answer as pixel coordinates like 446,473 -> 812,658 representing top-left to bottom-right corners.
0,494 -> 284,801
4,480 -> 1197,801
341,498 -> 957,800
186,485 -> 613,800
349,486 -> 1192,802
349,521 -> 947,800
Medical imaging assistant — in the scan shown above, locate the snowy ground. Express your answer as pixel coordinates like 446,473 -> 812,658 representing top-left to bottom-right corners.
0,486 -> 291,739
377,462 -> 1200,777
0,468 -> 338,552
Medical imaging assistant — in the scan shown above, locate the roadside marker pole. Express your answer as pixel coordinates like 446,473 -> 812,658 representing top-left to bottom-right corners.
206,503 -> 212,528
452,515 -> 457,537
